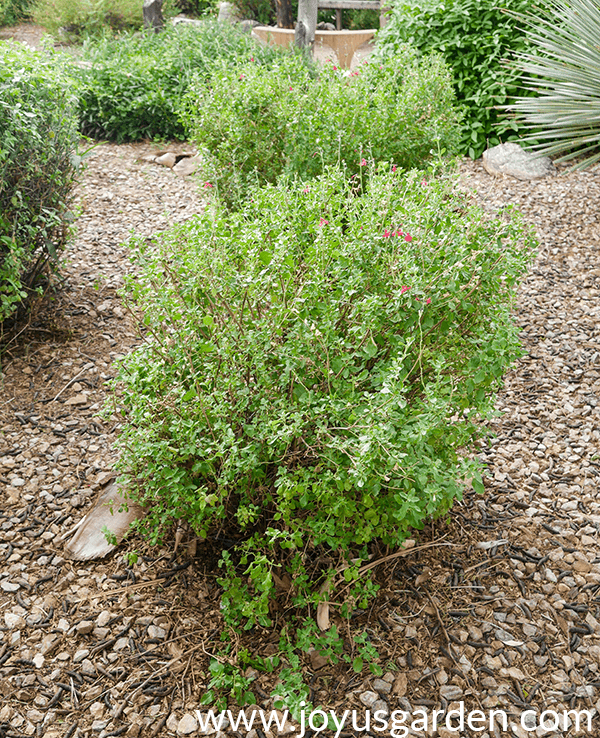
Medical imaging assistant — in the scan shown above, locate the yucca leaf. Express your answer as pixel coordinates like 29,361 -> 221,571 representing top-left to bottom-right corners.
507,0 -> 600,167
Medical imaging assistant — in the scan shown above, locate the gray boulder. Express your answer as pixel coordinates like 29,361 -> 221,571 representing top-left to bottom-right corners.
482,142 -> 556,181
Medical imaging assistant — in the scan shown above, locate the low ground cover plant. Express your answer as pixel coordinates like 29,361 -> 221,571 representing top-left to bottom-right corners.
510,0 -> 600,167
72,21 -> 292,142
0,42 -> 78,324
184,48 -> 461,207
375,0 -> 544,158
113,164 -> 535,689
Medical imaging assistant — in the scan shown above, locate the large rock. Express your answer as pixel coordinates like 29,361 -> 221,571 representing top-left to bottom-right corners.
482,142 -> 556,181
143,0 -> 164,32
64,481 -> 144,560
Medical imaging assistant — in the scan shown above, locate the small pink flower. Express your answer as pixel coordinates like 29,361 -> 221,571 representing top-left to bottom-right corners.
319,217 -> 329,226
303,186 -> 310,193
421,179 -> 428,186
239,74 -> 245,79
333,66 -> 338,70
401,286 -> 410,294
383,229 -> 391,238
395,230 -> 404,237
404,234 -> 412,243
425,298 -> 431,305
203,182 -> 213,189
392,165 -> 397,172
360,158 -> 367,166
415,297 -> 420,301
250,57 -> 254,62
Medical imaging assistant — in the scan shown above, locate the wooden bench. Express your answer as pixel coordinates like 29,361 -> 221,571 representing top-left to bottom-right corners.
317,0 -> 387,30
253,26 -> 376,68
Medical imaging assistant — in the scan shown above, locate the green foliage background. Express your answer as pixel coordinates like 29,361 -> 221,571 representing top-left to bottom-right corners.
375,0 -> 544,158
73,22 -> 293,142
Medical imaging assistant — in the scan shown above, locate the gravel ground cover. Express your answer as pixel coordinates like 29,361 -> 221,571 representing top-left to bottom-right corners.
2,139 -> 600,737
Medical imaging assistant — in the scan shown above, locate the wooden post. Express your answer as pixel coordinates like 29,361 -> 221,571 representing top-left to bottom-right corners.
295,0 -> 318,49
143,0 -> 164,32
276,0 -> 294,28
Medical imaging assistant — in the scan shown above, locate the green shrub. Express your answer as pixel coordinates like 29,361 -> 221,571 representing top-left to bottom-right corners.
510,0 -> 600,168
184,48 -> 461,206
171,0 -> 219,16
32,0 -> 142,35
0,42 -> 78,324
113,164 -> 535,631
0,0 -> 33,26
375,0 -> 544,158
73,22 -> 292,142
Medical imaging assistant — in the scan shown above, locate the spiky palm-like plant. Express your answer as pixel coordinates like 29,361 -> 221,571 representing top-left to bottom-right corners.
510,0 -> 600,168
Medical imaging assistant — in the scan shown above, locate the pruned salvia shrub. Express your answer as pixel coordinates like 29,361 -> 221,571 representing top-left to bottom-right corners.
113,164 -> 535,628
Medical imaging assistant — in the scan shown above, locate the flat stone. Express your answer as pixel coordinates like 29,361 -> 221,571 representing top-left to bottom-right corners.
4,613 -> 25,629
177,713 -> 198,734
96,611 -> 112,628
76,620 -> 94,635
173,155 -> 200,178
482,142 -> 556,181
148,624 -> 166,639
73,649 -> 90,663
373,678 -> 392,695
155,152 -> 177,169
65,394 -> 88,406
1,581 -> 20,593
359,690 -> 378,707
440,684 -> 463,700
81,659 -> 96,676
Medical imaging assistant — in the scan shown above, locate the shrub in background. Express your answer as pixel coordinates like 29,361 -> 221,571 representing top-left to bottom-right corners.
375,0 -> 543,158
510,0 -> 600,168
32,0 -> 142,35
73,22 -> 291,142
184,48 -> 460,206
171,0 -> 219,16
0,43 -> 78,324
0,0 -> 33,26
114,165 -> 535,634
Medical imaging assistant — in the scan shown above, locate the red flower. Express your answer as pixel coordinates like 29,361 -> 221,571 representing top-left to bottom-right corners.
401,286 -> 410,294
425,298 -> 432,305
404,234 -> 412,243
392,165 -> 397,172
360,158 -> 367,166
203,182 -> 213,189
383,229 -> 391,238
319,218 -> 329,226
